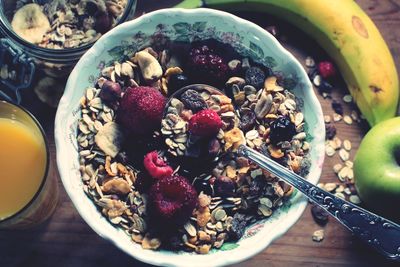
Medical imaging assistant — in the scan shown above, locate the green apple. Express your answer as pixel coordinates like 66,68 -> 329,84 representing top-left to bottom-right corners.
354,117 -> 400,221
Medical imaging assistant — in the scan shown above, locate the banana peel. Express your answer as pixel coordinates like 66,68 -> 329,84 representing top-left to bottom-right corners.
176,0 -> 399,126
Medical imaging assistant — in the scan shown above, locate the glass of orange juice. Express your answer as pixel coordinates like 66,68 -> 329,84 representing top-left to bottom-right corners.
0,100 -> 58,229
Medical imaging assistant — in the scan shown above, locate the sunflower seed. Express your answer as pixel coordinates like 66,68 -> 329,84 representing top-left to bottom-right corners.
343,140 -> 352,151
184,222 -> 197,237
293,132 -> 306,140
245,130 -> 259,140
325,145 -> 335,157
325,183 -> 337,192
343,94 -> 352,103
305,56 -> 315,67
333,163 -> 343,173
213,208 -> 227,221
333,113 -> 342,122
334,192 -> 345,199
258,204 -> 272,217
339,149 -> 350,161
343,115 -> 353,125
349,195 -> 361,204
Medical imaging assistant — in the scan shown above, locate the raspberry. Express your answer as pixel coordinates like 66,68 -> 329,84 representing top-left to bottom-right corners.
318,61 -> 336,79
143,151 -> 173,180
189,109 -> 223,137
117,86 -> 166,135
149,175 -> 197,224
188,45 -> 228,83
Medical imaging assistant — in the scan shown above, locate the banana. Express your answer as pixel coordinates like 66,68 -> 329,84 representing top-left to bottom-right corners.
177,0 -> 399,126
11,3 -> 50,44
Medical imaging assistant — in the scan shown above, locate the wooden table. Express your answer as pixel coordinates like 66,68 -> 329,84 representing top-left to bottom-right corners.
1,1 -> 400,266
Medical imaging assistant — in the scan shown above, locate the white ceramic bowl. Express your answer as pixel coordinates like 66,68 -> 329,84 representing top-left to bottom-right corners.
55,8 -> 325,267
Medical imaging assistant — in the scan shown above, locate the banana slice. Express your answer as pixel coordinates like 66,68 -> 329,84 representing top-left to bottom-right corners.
95,122 -> 125,158
11,3 -> 50,44
34,76 -> 65,107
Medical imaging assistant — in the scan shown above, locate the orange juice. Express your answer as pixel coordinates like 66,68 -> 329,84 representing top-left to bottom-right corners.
0,118 -> 47,220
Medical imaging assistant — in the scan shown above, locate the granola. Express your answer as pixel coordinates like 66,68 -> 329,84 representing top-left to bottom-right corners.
77,40 -> 312,253
12,0 -> 128,48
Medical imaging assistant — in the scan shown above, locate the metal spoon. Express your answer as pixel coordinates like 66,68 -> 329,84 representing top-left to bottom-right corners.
165,84 -> 400,261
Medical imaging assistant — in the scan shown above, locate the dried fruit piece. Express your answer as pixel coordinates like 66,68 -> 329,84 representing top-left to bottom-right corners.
95,122 -> 124,158
214,176 -> 235,197
331,100 -> 343,115
193,178 -> 213,196
269,116 -> 296,144
224,127 -> 245,151
99,81 -> 122,106
180,89 -> 207,112
311,204 -> 329,226
189,109 -> 223,137
239,110 -> 256,132
101,178 -> 131,195
143,151 -> 173,180
168,74 -> 189,95
245,67 -> 265,88
229,213 -> 248,240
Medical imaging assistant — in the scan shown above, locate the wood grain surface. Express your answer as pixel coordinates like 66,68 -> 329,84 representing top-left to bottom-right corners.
1,1 -> 400,266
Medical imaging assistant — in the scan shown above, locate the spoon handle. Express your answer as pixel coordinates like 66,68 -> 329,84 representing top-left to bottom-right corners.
238,145 -> 400,261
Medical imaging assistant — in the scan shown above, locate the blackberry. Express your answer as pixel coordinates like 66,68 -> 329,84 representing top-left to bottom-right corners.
245,67 -> 265,88
269,116 -> 296,144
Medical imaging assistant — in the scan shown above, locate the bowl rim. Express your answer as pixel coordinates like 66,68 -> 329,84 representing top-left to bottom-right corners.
55,7 -> 325,267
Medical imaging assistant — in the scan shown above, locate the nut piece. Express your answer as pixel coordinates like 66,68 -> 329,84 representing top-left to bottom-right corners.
101,178 -> 131,195
134,50 -> 163,82
254,91 -> 273,119
95,122 -> 125,157
196,244 -> 211,254
312,229 -> 324,242
142,234 -> 162,250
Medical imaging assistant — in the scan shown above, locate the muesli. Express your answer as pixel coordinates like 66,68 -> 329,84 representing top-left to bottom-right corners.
77,39 -> 311,253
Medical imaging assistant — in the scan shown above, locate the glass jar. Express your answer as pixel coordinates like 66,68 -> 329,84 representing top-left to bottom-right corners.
0,0 -> 137,105
0,100 -> 58,229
